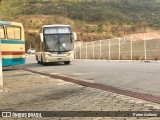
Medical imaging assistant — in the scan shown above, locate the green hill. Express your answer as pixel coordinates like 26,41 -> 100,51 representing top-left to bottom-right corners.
0,0 -> 160,45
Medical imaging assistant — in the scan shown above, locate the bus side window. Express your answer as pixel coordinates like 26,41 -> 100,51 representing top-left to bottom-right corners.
6,26 -> 21,40
0,26 -> 5,39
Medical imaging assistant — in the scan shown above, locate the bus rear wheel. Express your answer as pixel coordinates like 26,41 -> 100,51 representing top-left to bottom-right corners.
64,61 -> 70,65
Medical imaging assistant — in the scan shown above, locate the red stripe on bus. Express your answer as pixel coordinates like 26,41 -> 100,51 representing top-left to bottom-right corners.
1,51 -> 25,55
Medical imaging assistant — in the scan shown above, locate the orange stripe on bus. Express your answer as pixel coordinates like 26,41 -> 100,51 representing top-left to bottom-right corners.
2,51 -> 25,55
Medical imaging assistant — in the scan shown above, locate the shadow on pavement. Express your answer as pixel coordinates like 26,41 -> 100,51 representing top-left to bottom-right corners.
3,67 -> 19,71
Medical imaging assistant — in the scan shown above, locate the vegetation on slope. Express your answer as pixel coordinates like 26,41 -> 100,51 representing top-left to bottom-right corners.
0,0 -> 160,48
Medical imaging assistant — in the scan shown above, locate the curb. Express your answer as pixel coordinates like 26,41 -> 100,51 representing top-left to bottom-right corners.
75,59 -> 160,63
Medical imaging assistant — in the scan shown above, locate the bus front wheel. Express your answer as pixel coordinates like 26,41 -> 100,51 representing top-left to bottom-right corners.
64,61 -> 70,65
41,56 -> 46,65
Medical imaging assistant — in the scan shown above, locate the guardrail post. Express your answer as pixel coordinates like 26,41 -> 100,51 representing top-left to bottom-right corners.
100,40 -> 102,59
144,33 -> 147,60
109,39 -> 111,60
119,38 -> 121,60
0,43 -> 3,86
80,42 -> 82,59
130,36 -> 133,60
74,43 -> 76,59
86,42 -> 87,59
92,41 -> 94,59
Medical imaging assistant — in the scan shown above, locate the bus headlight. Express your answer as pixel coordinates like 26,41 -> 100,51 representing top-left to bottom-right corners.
68,53 -> 71,56
46,53 -> 52,56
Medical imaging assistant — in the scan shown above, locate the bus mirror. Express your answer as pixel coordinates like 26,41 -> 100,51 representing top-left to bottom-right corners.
72,32 -> 77,41
40,33 -> 44,42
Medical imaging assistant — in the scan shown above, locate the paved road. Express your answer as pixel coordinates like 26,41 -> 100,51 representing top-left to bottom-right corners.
20,55 -> 160,96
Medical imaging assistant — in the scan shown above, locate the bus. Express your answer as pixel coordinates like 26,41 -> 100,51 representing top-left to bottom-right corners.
36,25 -> 77,65
0,21 -> 25,67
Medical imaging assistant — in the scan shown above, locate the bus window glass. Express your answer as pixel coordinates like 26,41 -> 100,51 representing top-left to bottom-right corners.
7,27 -> 14,39
45,35 -> 59,51
14,27 -> 21,39
0,26 -> 5,39
44,27 -> 71,34
6,26 -> 21,40
59,35 -> 73,51
44,34 -> 73,52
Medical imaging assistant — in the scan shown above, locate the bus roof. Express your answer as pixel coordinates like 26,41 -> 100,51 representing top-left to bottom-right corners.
0,20 -> 11,25
0,20 -> 23,27
42,24 -> 71,28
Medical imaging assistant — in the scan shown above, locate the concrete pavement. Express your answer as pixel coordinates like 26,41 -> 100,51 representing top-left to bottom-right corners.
0,68 -> 160,120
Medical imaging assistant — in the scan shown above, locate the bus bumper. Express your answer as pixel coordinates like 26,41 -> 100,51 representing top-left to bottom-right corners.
44,55 -> 74,63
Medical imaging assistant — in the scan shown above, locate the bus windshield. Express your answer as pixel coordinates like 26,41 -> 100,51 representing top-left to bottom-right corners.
44,34 -> 73,52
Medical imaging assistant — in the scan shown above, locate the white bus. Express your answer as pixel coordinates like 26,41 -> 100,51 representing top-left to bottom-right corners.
36,25 -> 77,65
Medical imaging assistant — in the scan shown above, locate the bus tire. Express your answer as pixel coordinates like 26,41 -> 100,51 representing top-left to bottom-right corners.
41,56 -> 46,65
36,55 -> 40,64
64,61 -> 70,65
